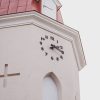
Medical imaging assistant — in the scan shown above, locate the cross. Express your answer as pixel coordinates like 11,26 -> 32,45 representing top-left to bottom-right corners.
0,64 -> 20,88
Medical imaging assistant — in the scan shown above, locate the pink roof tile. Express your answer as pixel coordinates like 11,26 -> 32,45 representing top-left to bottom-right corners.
0,8 -> 8,15
0,0 -> 35,15
8,1 -> 18,14
8,7 -> 17,14
27,0 -> 33,5
17,6 -> 26,12
0,0 -> 9,9
18,0 -> 27,7
0,0 -> 1,4
57,10 -> 63,23
0,0 -> 63,23
10,0 -> 18,3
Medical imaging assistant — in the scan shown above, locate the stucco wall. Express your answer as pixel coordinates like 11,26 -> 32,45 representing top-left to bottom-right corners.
0,24 -> 79,100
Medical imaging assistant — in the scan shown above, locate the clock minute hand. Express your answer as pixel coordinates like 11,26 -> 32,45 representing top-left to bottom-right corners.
54,46 -> 64,54
50,44 -> 64,54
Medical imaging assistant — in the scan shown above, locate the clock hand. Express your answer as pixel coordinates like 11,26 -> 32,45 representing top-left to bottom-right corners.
55,47 -> 64,54
50,44 -> 54,50
50,44 -> 64,54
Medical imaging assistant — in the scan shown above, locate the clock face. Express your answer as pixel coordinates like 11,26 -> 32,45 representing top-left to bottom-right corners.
39,35 -> 64,61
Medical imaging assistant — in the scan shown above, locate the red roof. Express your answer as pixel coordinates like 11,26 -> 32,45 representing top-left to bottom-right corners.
0,0 -> 41,16
0,0 -> 63,23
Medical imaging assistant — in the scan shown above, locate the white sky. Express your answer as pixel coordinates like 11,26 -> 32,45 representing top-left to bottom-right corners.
60,0 -> 100,100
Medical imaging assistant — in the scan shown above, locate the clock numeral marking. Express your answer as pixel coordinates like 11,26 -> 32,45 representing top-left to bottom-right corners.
57,40 -> 58,43
56,57 -> 59,61
41,37 -> 45,41
50,36 -> 54,41
60,46 -> 63,49
51,56 -> 54,60
60,55 -> 63,59
45,52 -> 48,56
45,35 -> 48,39
62,51 -> 64,54
41,47 -> 44,51
50,46 -> 54,50
40,41 -> 42,45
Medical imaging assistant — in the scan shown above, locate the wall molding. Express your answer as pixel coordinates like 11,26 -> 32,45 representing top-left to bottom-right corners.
0,11 -> 86,70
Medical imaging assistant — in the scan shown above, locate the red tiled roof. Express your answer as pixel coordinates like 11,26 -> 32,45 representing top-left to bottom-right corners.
0,0 -> 41,15
0,0 -> 63,23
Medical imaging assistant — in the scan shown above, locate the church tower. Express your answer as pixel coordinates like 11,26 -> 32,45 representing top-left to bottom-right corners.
0,0 -> 86,100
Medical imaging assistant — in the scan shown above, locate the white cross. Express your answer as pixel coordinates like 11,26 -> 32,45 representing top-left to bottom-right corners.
0,64 -> 20,88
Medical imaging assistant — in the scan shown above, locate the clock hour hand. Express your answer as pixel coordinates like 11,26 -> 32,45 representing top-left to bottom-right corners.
50,44 -> 64,54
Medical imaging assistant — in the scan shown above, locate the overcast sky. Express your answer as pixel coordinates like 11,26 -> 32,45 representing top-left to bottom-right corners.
60,0 -> 100,100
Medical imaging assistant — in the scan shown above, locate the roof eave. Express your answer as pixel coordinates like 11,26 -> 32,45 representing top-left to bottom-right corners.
0,11 -> 86,71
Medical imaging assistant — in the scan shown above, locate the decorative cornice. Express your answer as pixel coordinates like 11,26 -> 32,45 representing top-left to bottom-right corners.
0,11 -> 86,71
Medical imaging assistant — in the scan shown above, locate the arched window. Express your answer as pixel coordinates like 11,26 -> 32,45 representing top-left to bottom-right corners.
43,73 -> 60,100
